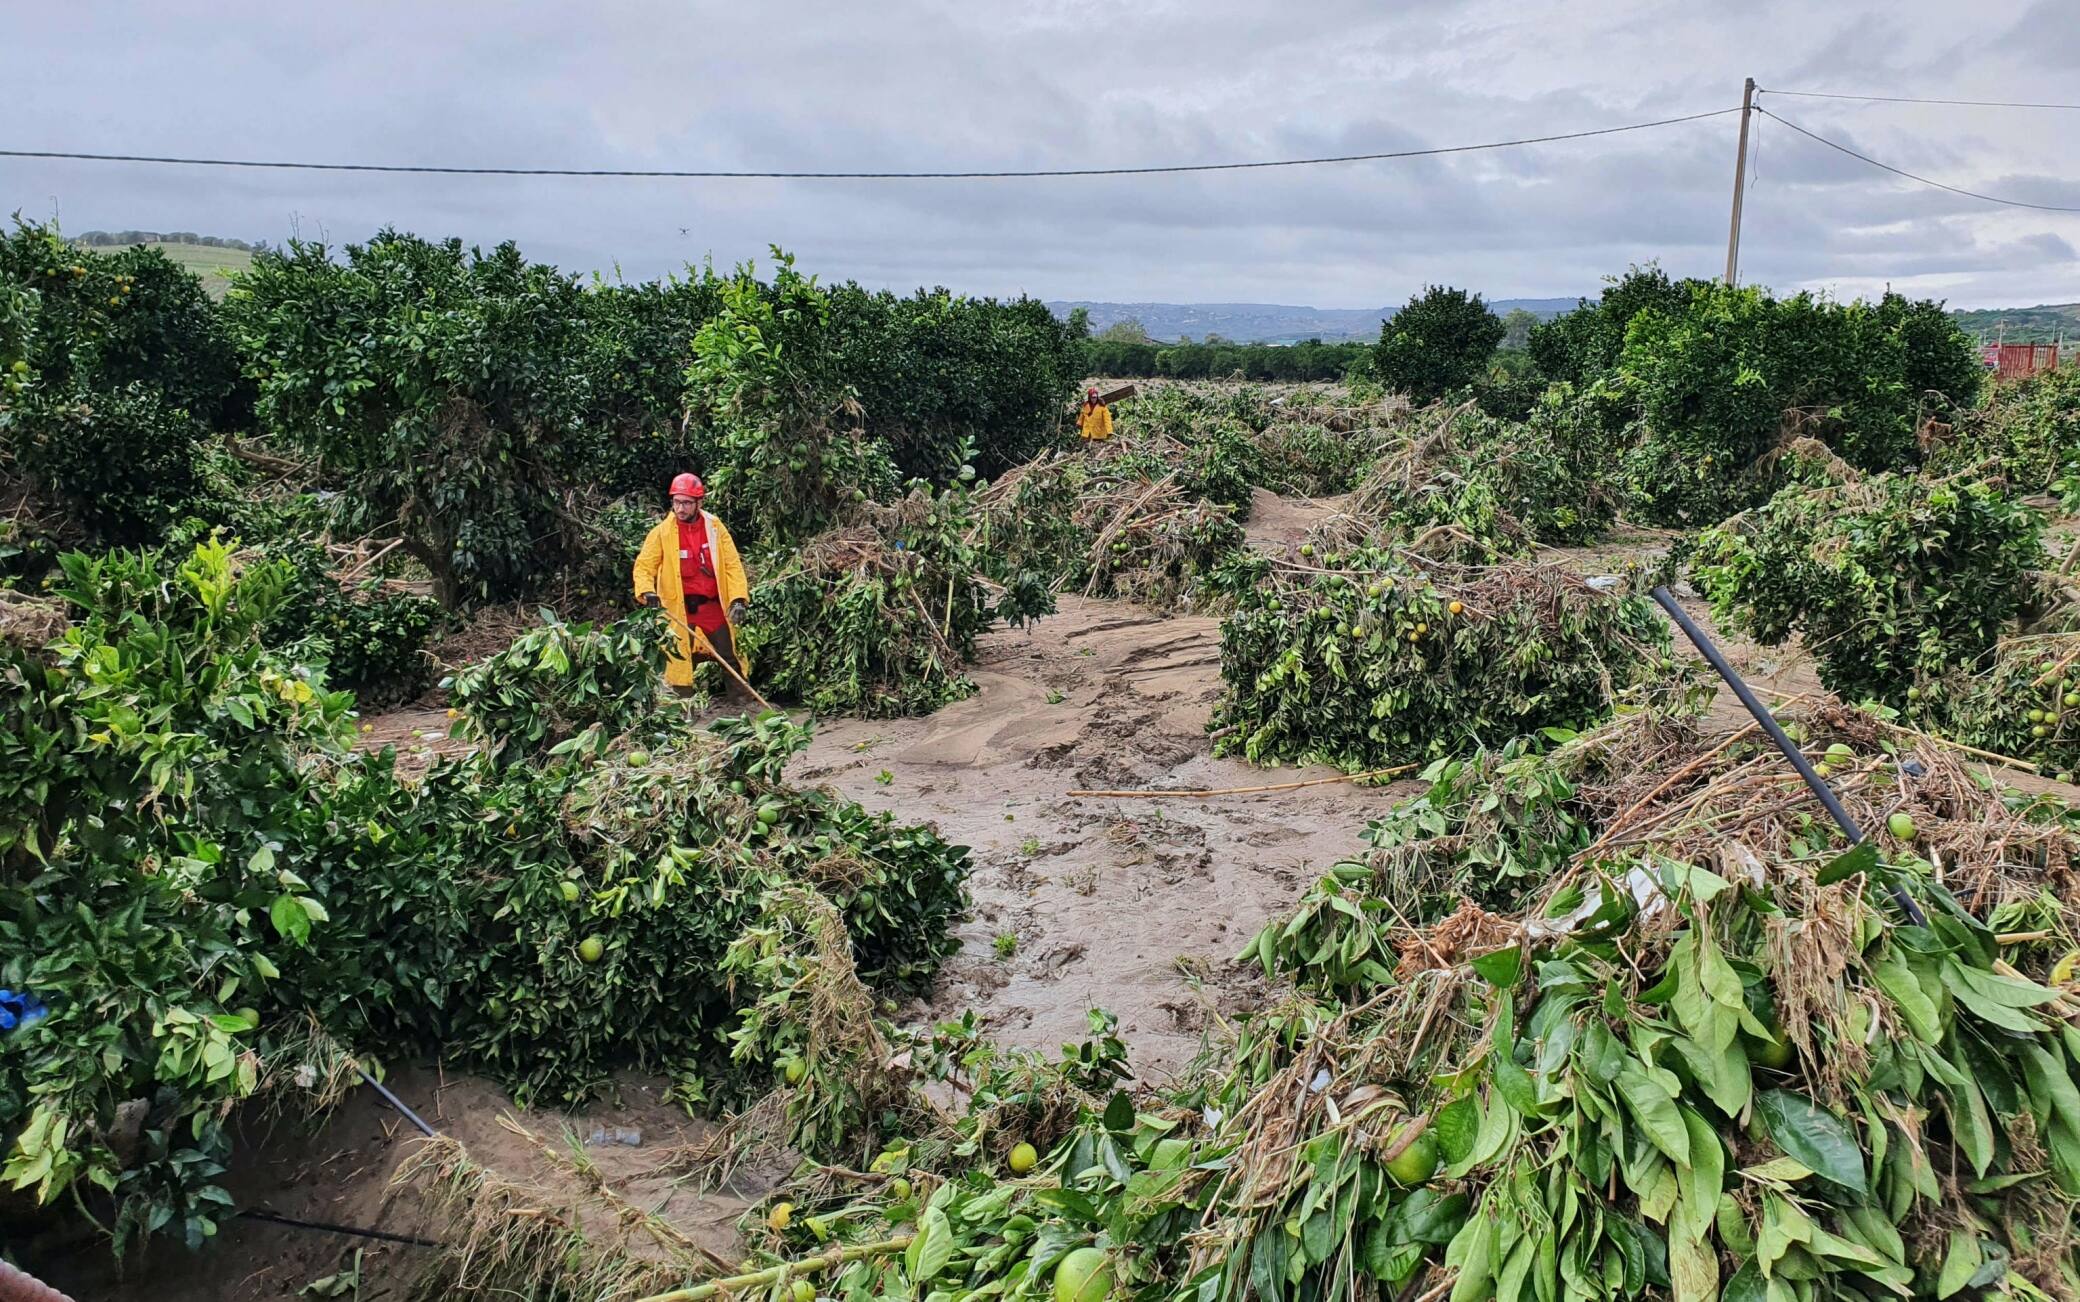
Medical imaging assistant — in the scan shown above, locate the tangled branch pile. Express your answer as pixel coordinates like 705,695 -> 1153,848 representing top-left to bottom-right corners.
1930,633 -> 2080,780
643,701 -> 2080,1302
1311,389 -> 1624,562
1346,703 -> 2080,949
1933,365 -> 2080,496
1112,383 -> 1399,509
448,608 -> 680,763
1210,549 -> 1683,770
742,487 -> 1043,716
974,447 -> 1245,612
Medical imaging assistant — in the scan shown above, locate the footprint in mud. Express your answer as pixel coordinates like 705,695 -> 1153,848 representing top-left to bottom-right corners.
1031,942 -> 1087,982
1028,740 -> 1078,771
1156,999 -> 1208,1033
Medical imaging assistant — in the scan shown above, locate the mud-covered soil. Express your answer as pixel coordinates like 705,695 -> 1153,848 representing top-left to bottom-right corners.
792,594 -> 1413,1082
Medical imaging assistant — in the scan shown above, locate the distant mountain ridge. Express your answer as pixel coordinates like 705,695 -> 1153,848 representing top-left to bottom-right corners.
1047,298 -> 1584,344
1947,303 -> 2080,345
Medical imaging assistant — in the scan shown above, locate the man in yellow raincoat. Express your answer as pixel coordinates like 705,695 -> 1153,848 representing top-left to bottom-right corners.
1078,387 -> 1114,441
632,472 -> 751,694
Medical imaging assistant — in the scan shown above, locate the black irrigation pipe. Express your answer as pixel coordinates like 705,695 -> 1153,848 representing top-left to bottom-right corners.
1648,586 -> 1930,927
356,1067 -> 439,1138
237,1207 -> 443,1249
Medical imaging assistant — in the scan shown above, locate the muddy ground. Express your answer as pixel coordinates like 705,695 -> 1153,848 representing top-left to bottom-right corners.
31,494 -> 1980,1302
36,1060 -> 771,1299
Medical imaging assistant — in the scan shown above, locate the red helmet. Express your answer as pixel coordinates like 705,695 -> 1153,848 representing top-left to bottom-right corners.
1087,388 -> 1099,399
669,472 -> 705,500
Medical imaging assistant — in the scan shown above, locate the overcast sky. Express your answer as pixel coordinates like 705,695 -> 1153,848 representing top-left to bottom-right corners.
6,1 -> 2077,310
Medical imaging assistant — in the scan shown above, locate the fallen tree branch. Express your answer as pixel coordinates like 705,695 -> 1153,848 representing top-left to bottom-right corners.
634,1236 -> 915,1302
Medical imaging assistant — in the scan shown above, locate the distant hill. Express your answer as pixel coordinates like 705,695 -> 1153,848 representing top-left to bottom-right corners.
1053,296 -> 2080,349
1048,297 -> 1584,344
1948,303 -> 2080,345
68,232 -> 258,299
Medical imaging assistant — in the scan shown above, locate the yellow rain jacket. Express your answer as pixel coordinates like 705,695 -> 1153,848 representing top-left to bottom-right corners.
1078,401 -> 1113,441
631,511 -> 751,688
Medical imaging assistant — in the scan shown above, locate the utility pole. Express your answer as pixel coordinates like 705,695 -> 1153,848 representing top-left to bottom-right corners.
1724,77 -> 1756,286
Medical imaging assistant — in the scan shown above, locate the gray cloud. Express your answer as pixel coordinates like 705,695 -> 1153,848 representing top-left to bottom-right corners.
3,0 -> 2075,310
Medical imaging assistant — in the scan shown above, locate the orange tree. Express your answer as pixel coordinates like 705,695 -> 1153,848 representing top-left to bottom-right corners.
1373,285 -> 1506,403
828,284 -> 1085,481
1618,285 -> 1984,524
0,221 -> 248,559
225,231 -> 593,605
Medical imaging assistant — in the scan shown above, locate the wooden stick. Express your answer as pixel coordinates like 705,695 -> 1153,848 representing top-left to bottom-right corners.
1881,721 -> 2040,775
1069,764 -> 1416,799
655,605 -> 775,711
334,536 -> 403,584
2058,534 -> 2080,581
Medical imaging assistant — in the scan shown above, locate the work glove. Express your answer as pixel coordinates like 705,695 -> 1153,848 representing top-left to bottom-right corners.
728,599 -> 749,625
639,593 -> 662,609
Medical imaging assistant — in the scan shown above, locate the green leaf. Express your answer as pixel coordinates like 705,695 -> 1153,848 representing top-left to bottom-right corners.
1943,1078 -> 1995,1178
1301,1204 -> 1337,1266
1669,1234 -> 1719,1302
1717,1194 -> 1756,1258
2021,1042 -> 2080,1137
1616,1065 -> 1691,1165
1581,1018 -> 1626,1086
906,1207 -> 953,1281
1756,1090 -> 1865,1193
1674,1108 -> 1724,1245
1363,1221 -> 1412,1282
1739,1157 -> 1812,1183
1451,1093 -> 1517,1177
1495,1235 -> 1534,1302
1815,841 -> 1879,886
1394,1190 -> 1471,1245
1670,1033 -> 1752,1118
1950,963 -> 2059,1009
1802,1226 -> 1885,1270
1723,1259 -> 1768,1302
269,894 -> 310,946
1491,996 -> 1540,1117
1869,951 -> 1941,1044
1447,1210 -> 1498,1302
1434,1096 -> 1479,1165
1679,862 -> 1735,903
1638,1162 -> 1679,1224
1472,945 -> 1522,988
1103,1091 -> 1135,1135
1943,962 -> 2051,1033
1756,1195 -> 1812,1278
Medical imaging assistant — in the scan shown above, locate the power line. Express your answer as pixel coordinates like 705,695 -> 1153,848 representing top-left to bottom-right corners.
1755,107 -> 2080,213
0,107 -> 1741,181
1760,87 -> 2080,112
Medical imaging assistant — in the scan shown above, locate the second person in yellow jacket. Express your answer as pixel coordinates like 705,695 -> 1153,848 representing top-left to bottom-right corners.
1078,388 -> 1114,441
